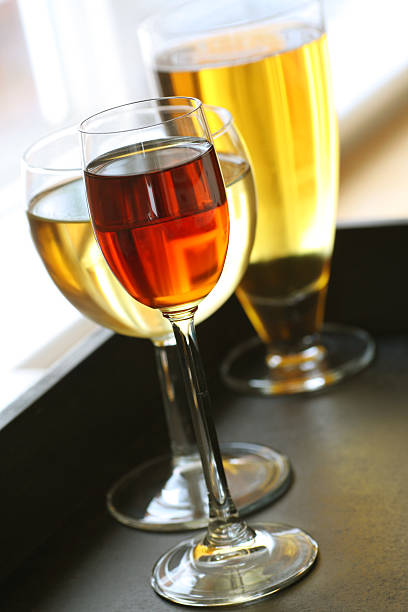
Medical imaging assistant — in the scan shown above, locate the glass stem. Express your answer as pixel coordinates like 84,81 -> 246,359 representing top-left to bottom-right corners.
164,308 -> 253,547
152,336 -> 199,465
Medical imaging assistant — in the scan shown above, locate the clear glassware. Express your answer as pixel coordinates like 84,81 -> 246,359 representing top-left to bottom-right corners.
80,96 -> 317,607
23,108 -> 290,533
139,0 -> 375,396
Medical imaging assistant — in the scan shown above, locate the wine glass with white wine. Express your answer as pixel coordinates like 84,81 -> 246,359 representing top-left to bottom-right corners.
23,106 -> 290,533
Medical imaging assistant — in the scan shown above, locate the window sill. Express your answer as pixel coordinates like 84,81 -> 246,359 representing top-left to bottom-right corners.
1,321 -> 111,430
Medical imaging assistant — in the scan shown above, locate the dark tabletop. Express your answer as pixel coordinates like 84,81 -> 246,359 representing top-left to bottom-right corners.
2,332 -> 408,611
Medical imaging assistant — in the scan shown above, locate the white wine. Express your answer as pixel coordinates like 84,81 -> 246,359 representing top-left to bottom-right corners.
27,153 -> 255,339
156,26 -> 338,347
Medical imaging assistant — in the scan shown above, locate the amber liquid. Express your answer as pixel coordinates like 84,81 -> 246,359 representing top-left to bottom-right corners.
27,153 -> 254,339
84,138 -> 228,310
156,26 -> 338,348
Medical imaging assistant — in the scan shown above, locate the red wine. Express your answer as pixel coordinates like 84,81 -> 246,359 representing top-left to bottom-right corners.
85,138 -> 229,309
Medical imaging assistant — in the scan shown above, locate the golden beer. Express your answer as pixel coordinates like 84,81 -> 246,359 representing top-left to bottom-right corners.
156,27 -> 338,350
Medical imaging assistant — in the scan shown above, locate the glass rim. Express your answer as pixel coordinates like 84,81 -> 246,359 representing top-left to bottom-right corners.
204,104 -> 232,138
21,104 -> 233,174
22,124 -> 79,173
78,96 -> 204,136
139,0 -> 322,36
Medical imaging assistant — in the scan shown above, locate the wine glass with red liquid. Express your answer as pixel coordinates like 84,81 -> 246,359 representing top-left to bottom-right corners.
80,97 -> 317,607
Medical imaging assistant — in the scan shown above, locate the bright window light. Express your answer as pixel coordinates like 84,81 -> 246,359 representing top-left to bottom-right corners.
17,0 -> 70,124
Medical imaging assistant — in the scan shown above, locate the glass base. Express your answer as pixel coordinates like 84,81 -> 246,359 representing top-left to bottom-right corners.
107,442 -> 290,531
221,323 -> 375,395
152,522 -> 318,606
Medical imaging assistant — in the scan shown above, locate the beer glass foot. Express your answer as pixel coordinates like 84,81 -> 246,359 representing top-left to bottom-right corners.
152,523 -> 318,606
107,442 -> 291,531
221,323 -> 375,395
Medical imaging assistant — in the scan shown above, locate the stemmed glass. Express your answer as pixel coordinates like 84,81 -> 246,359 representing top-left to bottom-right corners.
139,0 -> 375,395
80,96 -> 317,606
23,108 -> 290,533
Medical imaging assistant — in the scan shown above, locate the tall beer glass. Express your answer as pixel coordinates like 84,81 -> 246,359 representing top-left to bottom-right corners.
139,0 -> 375,395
